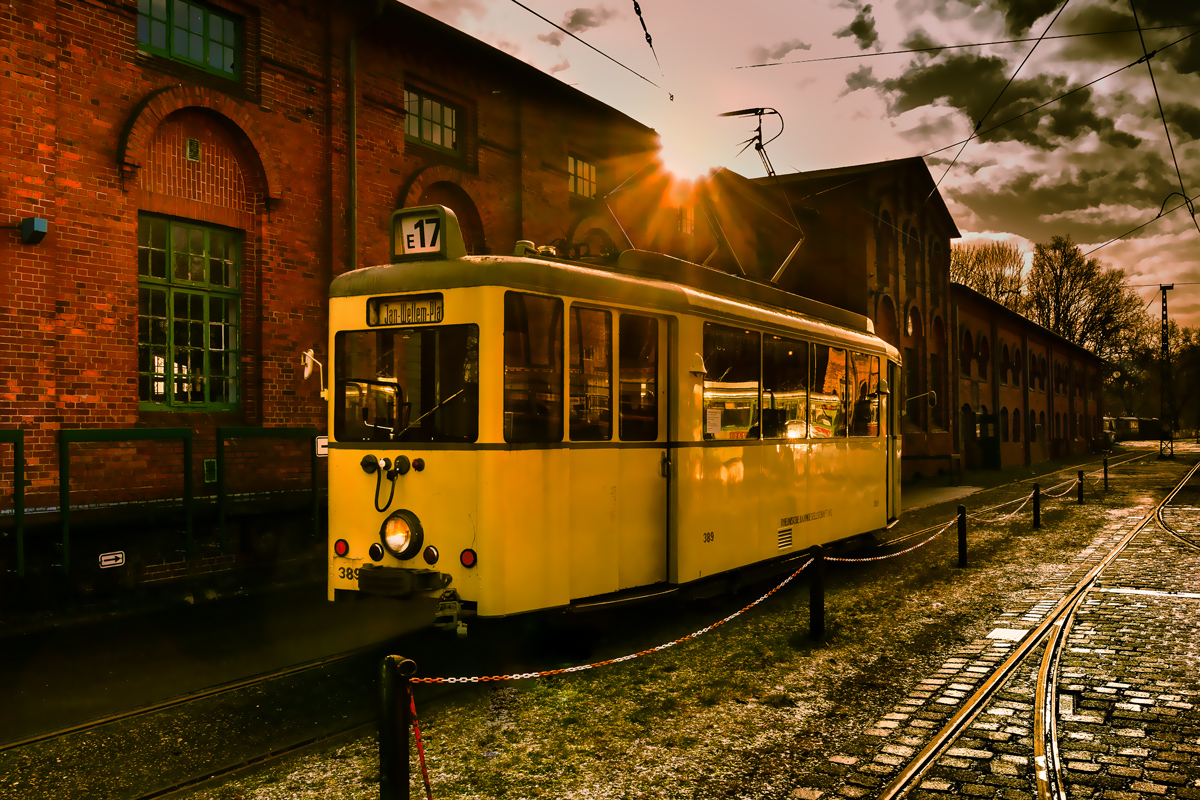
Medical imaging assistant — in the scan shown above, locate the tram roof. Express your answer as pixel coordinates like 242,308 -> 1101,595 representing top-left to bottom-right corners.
331,249 -> 890,352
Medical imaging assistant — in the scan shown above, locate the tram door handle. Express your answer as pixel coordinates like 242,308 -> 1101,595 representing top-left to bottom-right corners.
660,451 -> 671,479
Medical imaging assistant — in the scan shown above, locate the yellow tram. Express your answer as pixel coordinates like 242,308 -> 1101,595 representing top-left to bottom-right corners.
325,205 -> 901,626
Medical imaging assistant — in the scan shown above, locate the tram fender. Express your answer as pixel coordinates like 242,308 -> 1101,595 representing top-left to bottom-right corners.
358,565 -> 452,597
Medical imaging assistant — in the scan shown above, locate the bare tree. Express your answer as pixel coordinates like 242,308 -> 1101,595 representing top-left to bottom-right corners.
1024,235 -> 1146,362
949,240 -> 1025,311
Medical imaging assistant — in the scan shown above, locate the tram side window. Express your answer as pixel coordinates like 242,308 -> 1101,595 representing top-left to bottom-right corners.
334,324 -> 479,443
811,344 -> 847,438
848,352 -> 881,437
569,306 -> 612,441
619,315 -> 658,441
504,292 -> 564,443
702,323 -> 760,440
762,335 -> 809,439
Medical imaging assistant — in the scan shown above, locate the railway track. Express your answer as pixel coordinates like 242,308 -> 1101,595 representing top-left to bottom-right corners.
875,455 -> 1200,800
0,644 -> 393,800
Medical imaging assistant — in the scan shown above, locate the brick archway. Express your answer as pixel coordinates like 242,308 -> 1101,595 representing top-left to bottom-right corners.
117,86 -> 282,208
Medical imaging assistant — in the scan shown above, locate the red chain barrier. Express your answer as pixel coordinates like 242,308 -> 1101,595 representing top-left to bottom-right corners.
408,686 -> 434,800
411,559 -> 813,684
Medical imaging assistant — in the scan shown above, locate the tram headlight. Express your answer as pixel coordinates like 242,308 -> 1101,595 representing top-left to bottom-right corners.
379,509 -> 424,560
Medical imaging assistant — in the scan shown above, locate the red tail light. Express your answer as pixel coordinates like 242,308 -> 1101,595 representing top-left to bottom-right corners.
460,549 -> 477,568
334,539 -> 349,557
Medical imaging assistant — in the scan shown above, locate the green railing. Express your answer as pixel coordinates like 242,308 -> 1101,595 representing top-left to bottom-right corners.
1,430 -> 25,577
59,428 -> 194,573
216,426 -> 321,544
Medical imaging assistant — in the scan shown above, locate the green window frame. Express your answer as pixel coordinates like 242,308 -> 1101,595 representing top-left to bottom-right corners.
404,89 -> 460,154
137,0 -> 239,79
137,215 -> 240,411
568,154 -> 597,199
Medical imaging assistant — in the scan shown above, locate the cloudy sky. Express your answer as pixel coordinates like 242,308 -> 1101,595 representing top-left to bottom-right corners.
408,0 -> 1200,326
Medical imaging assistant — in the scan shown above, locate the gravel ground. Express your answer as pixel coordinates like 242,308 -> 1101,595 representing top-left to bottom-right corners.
182,448 -> 1195,800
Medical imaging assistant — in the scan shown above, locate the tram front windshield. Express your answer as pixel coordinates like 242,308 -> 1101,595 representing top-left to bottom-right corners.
335,325 -> 479,442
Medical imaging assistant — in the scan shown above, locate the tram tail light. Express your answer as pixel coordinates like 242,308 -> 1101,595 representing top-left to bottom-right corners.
423,546 -> 439,565
460,549 -> 477,568
334,539 -> 349,557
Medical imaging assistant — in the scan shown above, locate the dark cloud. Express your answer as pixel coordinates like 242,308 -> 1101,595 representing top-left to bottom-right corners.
843,65 -> 880,94
750,39 -> 812,63
835,4 -> 880,51
901,28 -> 944,56
991,0 -> 1061,35
537,6 -> 617,47
1165,102 -> 1200,143
1118,0 -> 1200,76
550,58 -> 571,75
947,149 -> 1176,244
879,53 -> 1140,150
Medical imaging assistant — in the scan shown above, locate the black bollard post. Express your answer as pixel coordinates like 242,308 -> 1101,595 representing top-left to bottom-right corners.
1103,457 -> 1109,492
809,544 -> 825,641
380,655 -> 418,800
957,505 -> 967,568
1033,483 -> 1041,530
1077,471 -> 1084,505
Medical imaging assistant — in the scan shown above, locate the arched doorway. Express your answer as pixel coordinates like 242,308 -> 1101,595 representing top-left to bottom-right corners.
418,181 -> 486,255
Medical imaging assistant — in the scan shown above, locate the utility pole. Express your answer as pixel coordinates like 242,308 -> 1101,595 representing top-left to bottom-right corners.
1160,284 -> 1174,459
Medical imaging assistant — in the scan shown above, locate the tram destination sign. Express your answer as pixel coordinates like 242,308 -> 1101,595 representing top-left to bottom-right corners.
367,293 -> 444,326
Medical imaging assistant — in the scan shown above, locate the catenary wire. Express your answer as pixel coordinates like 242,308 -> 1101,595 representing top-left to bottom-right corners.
506,0 -> 661,89
733,25 -> 1200,69
1131,0 -> 1200,236
920,28 -> 1200,159
1082,192 -> 1200,257
925,0 -> 1071,201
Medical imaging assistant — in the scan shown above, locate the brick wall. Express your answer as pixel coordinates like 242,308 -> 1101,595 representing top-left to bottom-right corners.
0,0 -> 658,521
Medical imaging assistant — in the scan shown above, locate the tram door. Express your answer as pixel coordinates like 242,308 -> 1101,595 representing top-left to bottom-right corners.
887,359 -> 900,521
567,308 -> 669,598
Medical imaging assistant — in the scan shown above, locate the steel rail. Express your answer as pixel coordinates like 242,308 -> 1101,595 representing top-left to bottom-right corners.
1154,471 -> 1200,551
886,453 -> 1148,547
877,457 -> 1200,800
0,643 -> 380,752
1034,599 -> 1079,800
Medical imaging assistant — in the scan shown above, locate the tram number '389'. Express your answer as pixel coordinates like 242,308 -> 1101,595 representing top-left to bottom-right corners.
703,531 -> 715,543
337,565 -> 361,581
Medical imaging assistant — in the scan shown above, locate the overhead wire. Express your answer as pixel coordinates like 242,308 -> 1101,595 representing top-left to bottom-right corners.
918,27 -> 1200,159
733,25 -> 1200,69
1130,0 -> 1200,236
631,0 -> 673,100
1082,192 -> 1200,257
506,0 -> 661,89
925,0 -> 1072,203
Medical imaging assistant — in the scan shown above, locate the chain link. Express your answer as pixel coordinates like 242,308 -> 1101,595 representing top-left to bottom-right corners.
968,490 -> 1035,523
412,559 -> 813,685
1042,478 -> 1080,499
827,517 -> 957,562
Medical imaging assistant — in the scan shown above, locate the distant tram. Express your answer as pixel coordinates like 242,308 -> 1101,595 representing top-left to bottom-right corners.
324,205 -> 901,628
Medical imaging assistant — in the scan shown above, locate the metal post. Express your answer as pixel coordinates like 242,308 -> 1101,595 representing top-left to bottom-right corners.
1033,483 -> 1041,529
809,545 -> 825,641
957,505 -> 967,568
1103,457 -> 1108,493
1077,470 -> 1084,505
380,655 -> 417,800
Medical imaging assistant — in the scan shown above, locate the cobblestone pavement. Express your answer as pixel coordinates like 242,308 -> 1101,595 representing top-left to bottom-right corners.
809,450 -> 1200,800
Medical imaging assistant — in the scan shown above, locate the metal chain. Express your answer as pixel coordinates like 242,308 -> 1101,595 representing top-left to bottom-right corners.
970,490 -> 1035,523
412,559 -> 813,684
827,517 -> 957,562
1043,478 -> 1080,499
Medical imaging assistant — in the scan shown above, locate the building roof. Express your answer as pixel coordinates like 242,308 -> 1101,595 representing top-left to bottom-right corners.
383,2 -> 657,142
753,156 -> 961,238
950,282 -> 1106,365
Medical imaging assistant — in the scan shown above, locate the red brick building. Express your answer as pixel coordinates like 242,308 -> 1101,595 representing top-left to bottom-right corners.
953,284 -> 1105,470
747,159 -> 962,479
0,0 -> 656,571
